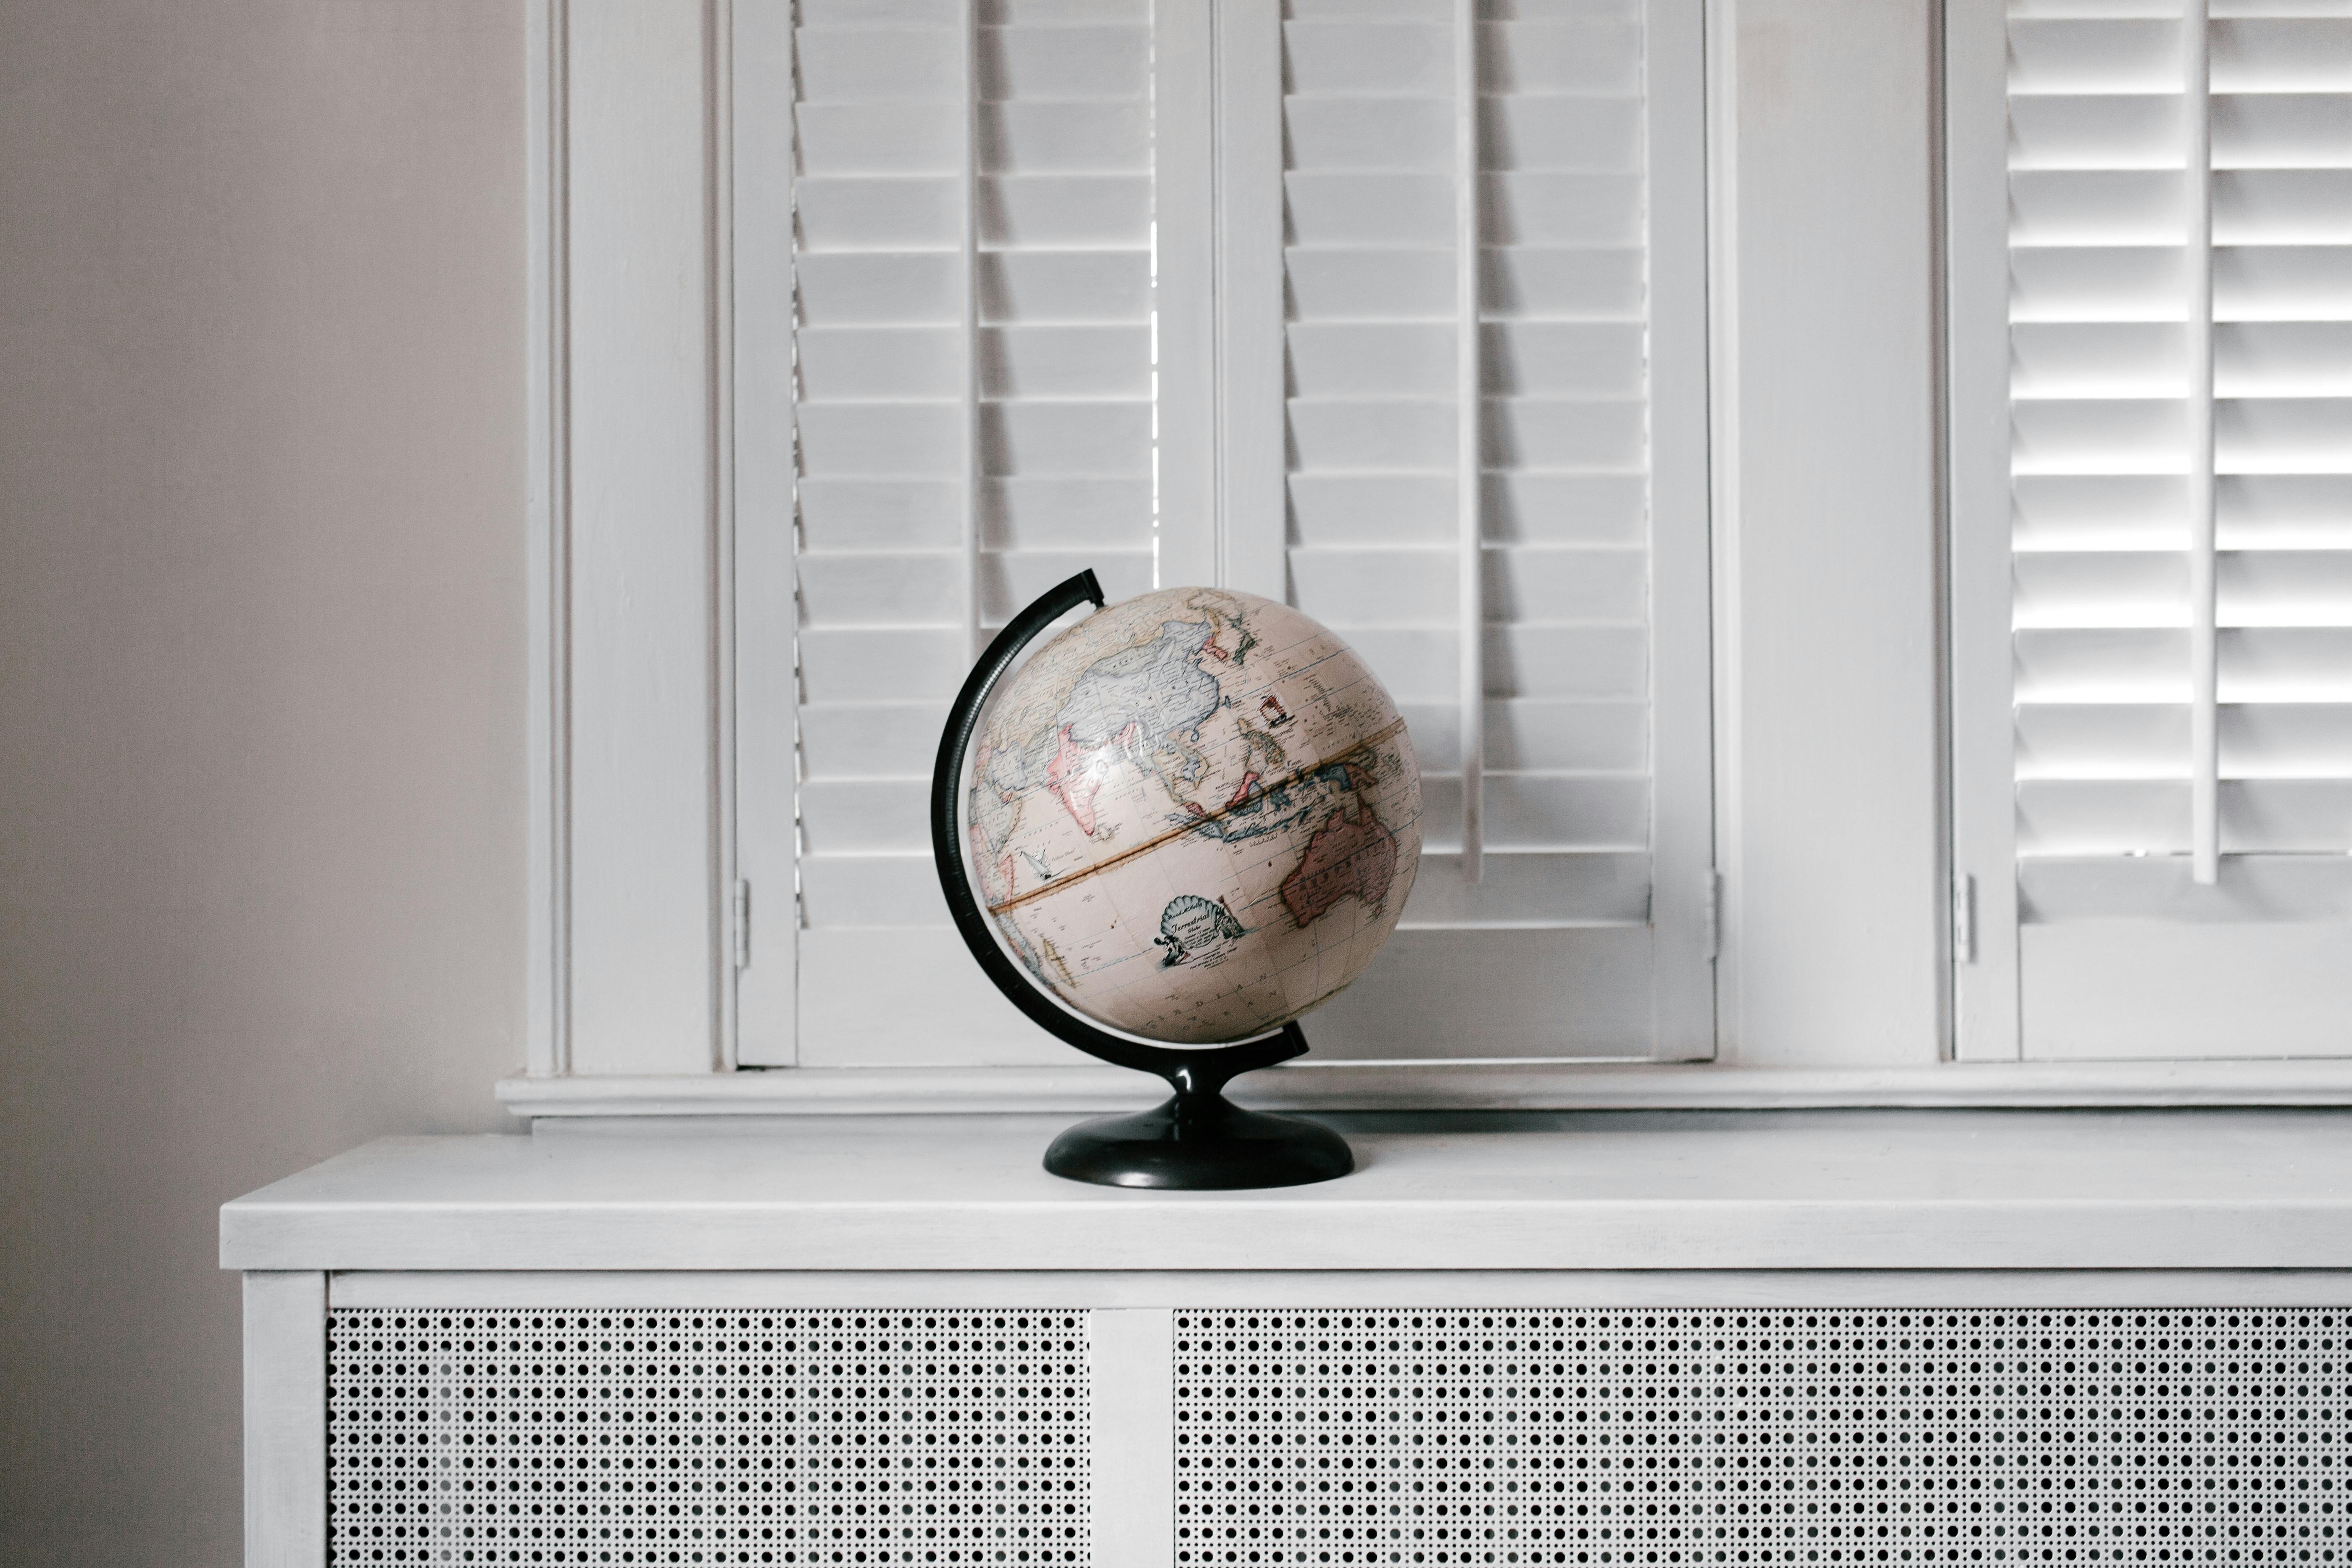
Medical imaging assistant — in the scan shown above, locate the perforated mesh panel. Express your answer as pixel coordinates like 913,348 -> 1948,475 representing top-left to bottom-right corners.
326,1310 -> 1088,1566
1173,1309 -> 2352,1566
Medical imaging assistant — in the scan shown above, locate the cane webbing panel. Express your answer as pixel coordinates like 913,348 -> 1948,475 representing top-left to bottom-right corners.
326,1309 -> 1088,1566
1172,1308 -> 2352,1566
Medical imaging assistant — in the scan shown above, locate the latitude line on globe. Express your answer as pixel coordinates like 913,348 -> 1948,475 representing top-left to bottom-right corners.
983,714 -> 1410,918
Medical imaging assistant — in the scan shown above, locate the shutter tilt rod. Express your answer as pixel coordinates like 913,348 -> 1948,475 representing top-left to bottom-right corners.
2186,0 -> 2220,885
1454,0 -> 1485,884
960,0 -> 985,662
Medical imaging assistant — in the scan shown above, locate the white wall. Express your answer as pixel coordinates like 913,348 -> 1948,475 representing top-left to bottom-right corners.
0,3 -> 526,1560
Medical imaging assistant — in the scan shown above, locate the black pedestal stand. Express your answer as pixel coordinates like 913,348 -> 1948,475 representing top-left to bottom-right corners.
931,571 -> 1355,1191
1043,1048 -> 1354,1190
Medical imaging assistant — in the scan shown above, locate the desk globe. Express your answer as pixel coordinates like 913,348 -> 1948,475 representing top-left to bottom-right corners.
932,573 -> 1423,1189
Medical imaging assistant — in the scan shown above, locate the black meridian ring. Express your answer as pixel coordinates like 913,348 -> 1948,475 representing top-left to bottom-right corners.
928,569 -> 1309,1083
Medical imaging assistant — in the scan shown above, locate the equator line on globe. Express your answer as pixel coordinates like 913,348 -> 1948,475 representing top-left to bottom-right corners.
964,584 -> 1423,1047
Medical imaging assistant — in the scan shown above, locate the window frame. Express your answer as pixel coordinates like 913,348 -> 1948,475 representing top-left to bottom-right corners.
505,0 -> 2352,1118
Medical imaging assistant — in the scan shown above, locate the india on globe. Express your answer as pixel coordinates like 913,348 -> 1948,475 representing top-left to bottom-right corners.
963,587 -> 1423,1046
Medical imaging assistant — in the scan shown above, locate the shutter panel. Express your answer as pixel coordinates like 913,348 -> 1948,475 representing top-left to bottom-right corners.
782,0 -> 1155,1065
1280,0 -> 1715,1058
768,0 -> 1710,1068
1956,0 -> 2352,1058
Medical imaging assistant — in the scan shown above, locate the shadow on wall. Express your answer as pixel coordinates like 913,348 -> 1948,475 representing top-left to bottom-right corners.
0,2 -> 529,1562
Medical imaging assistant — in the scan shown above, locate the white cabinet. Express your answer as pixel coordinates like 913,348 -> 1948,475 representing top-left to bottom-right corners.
224,1112 -> 2352,1565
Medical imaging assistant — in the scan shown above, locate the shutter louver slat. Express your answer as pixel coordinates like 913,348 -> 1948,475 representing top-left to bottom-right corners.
787,0 -> 1156,1062
1983,0 -> 2352,1057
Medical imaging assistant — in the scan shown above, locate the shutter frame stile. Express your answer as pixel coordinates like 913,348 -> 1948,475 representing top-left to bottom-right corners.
1153,0 -> 1217,597
1218,4 -> 1289,603
1644,0 -> 1717,1060
1949,0 -> 2352,1063
735,0 -> 801,1067
1951,0 -> 2030,1062
1454,0 -> 1488,888
1155,0 -> 1287,601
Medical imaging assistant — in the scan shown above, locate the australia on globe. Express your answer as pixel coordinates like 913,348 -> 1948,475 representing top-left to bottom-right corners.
964,587 -> 1423,1046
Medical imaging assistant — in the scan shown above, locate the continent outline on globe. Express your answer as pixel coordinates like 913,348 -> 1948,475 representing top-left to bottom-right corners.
964,587 -> 1423,1047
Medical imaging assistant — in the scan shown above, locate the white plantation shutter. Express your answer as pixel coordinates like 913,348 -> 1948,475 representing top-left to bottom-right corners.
759,0 -> 1711,1067
1279,0 -> 1715,1058
1951,0 -> 2352,1058
777,0 -> 1156,1065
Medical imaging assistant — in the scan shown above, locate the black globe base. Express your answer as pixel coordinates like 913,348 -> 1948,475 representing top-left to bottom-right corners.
1044,1087 -> 1353,1191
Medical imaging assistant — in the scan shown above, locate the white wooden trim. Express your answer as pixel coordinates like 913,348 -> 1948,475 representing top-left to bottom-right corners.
1144,0 -> 1286,597
709,0 -> 740,1069
1154,0 -> 1217,595
1454,0 -> 1485,883
499,1055 -> 2352,1116
1944,0 -> 2022,1062
243,1271 -> 325,1568
1088,1310 -> 1175,1568
1648,0 -> 1717,1057
1926,0 -> 1955,1062
1217,2 -> 1285,601
329,1268 -> 2352,1310
1708,0 -> 1945,1067
1704,0 -> 1746,1062
524,0 -> 570,1079
731,0 -> 795,1066
528,0 -> 2352,1097
563,0 -> 724,1075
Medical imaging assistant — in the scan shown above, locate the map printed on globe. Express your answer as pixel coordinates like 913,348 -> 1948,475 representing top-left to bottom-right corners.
964,587 -> 1423,1046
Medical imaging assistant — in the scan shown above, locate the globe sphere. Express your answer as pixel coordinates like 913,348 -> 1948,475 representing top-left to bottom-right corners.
964,587 -> 1423,1046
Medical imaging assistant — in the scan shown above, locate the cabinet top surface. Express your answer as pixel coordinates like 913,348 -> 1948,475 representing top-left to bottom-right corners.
218,1109 -> 2352,1273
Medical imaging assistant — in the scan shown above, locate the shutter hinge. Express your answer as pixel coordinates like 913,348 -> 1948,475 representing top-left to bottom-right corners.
732,880 -> 752,970
1952,873 -> 1977,966
1703,868 -> 1722,962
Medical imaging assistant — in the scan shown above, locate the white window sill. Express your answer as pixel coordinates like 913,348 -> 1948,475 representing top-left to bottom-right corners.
491,1057 -> 2352,1121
